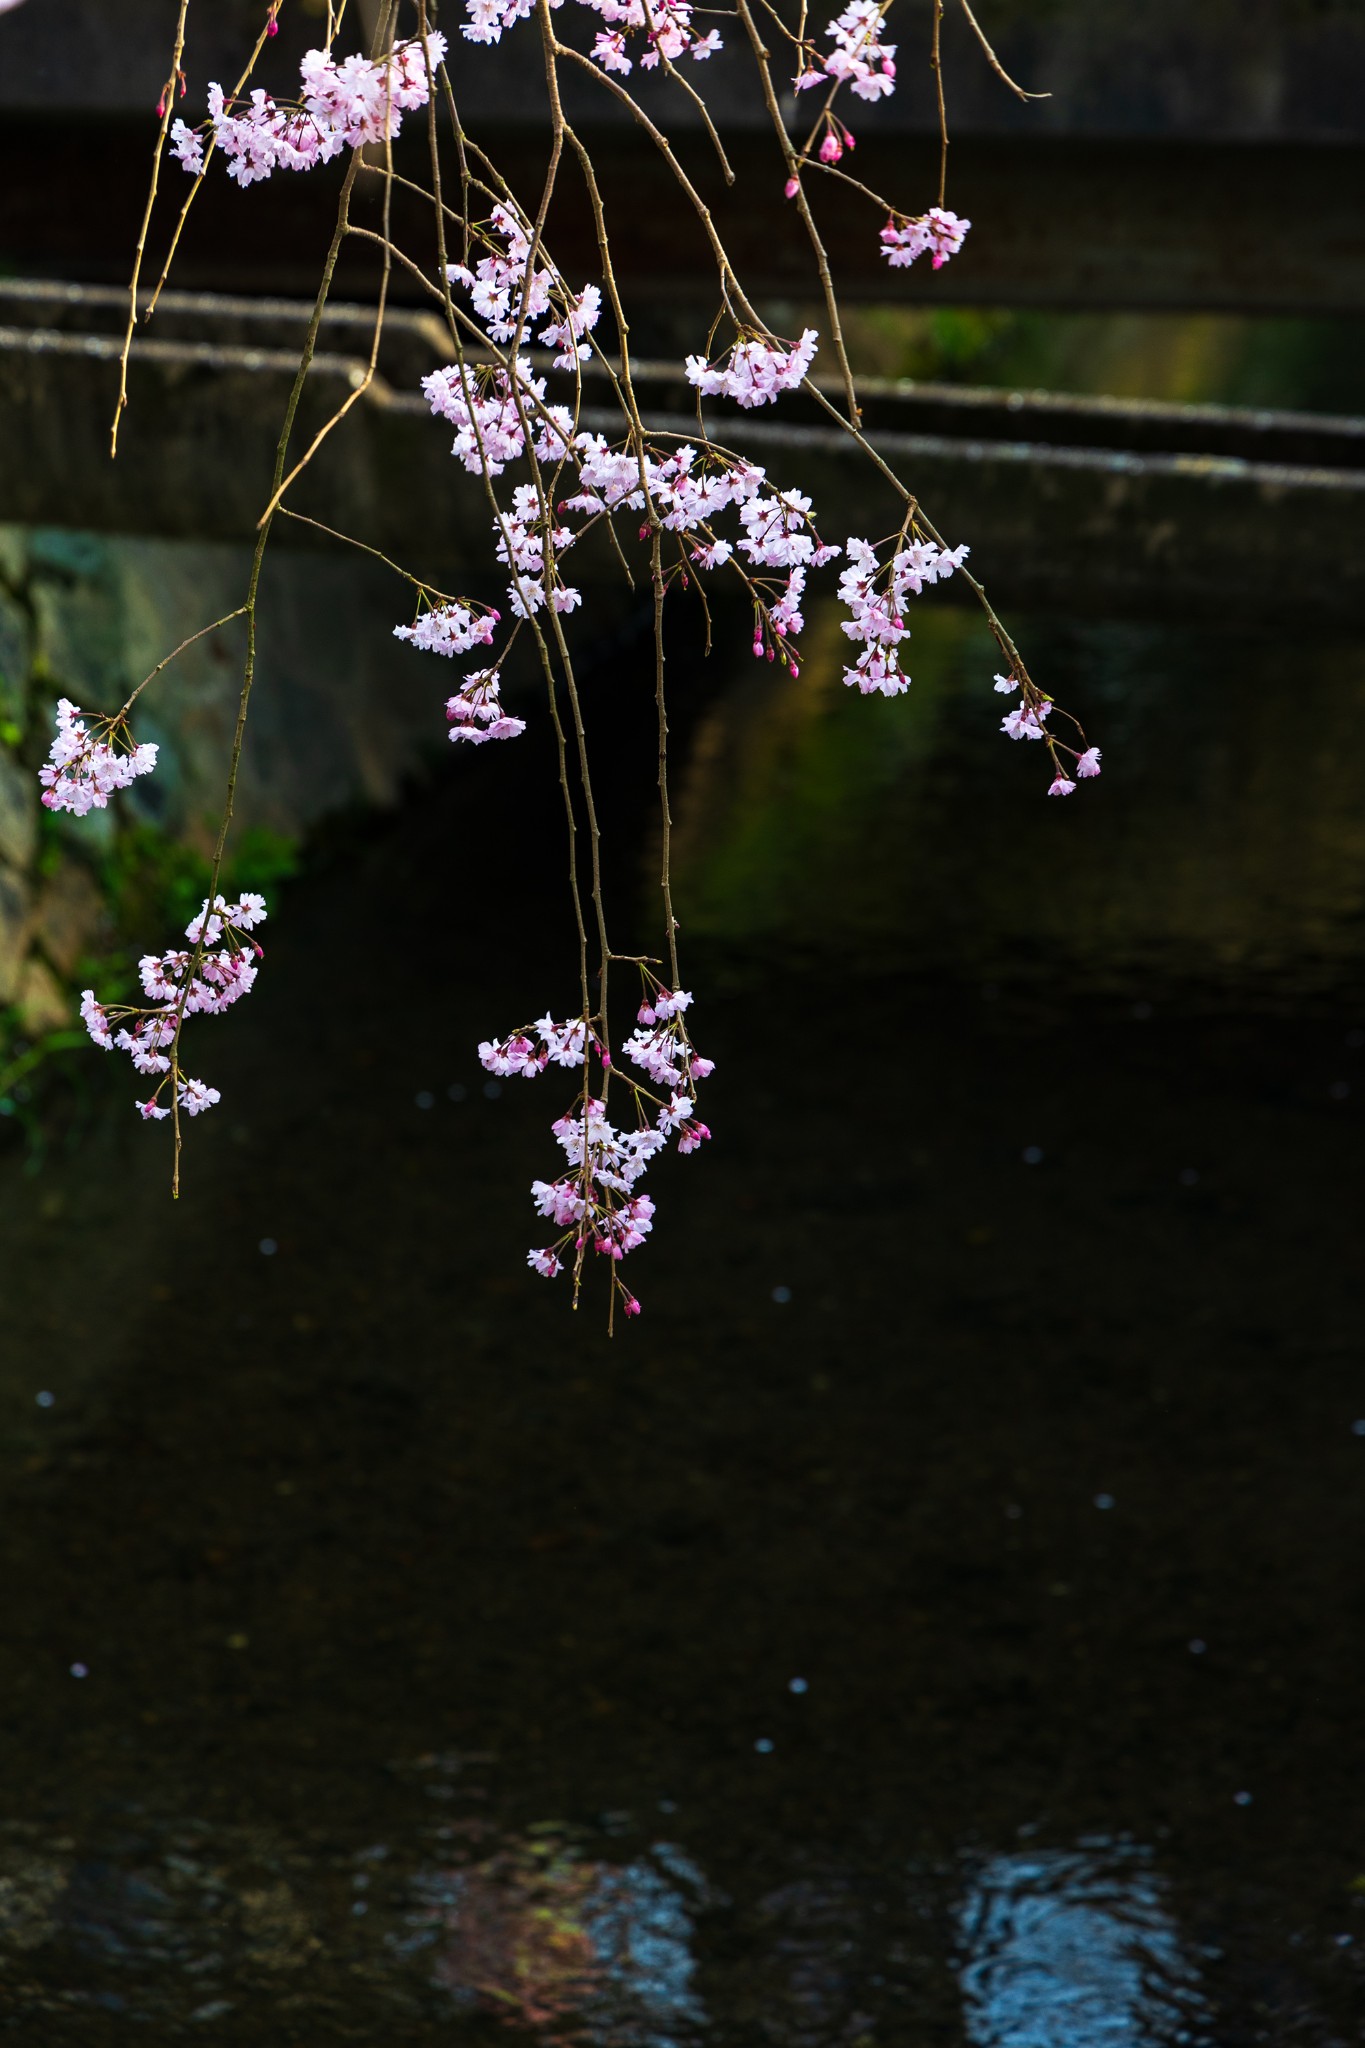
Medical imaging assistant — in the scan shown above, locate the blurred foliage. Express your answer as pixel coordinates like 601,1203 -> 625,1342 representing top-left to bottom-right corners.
99,823 -> 300,958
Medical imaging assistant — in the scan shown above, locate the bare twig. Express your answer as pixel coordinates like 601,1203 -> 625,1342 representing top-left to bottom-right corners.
110,0 -> 190,456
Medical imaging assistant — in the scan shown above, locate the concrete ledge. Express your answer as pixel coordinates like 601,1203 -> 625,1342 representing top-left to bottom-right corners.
2,285 -> 1361,620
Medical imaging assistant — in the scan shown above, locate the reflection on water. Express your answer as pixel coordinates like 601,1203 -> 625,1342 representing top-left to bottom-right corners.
958,1839 -> 1208,2047
672,603 -> 1365,1002
402,1830 -> 707,2041
0,1807 -> 1230,2042
0,1787 -> 711,2038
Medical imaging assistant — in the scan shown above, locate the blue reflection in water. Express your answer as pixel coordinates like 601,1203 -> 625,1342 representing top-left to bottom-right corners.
578,1843 -> 709,2043
957,1840 -> 1209,2047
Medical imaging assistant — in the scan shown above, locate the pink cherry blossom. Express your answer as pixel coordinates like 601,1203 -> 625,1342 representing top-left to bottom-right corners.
393,600 -> 499,659
685,330 -> 819,410
880,207 -> 971,271
39,699 -> 158,816
1001,704 -> 1047,741
80,990 -> 115,1050
1076,747 -> 1102,778
480,1013 -> 588,1078
836,534 -> 968,695
444,668 -> 526,746
1048,775 -> 1077,797
797,0 -> 896,101
179,33 -> 447,187
81,895 -> 267,1123
178,1079 -> 222,1116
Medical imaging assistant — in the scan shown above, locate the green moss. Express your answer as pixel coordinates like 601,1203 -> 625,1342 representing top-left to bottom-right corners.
99,823 -> 300,958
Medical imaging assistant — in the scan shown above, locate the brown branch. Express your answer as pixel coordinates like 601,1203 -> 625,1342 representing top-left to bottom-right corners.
958,0 -> 1050,101
110,0 -> 190,456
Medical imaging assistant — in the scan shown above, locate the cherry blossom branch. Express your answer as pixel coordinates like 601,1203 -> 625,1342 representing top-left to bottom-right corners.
115,606 -> 249,722
144,5 -> 290,324
957,0 -> 1049,102
931,0 -> 949,208
65,0 -> 1102,1320
256,25 -> 400,528
422,4 -> 596,1017
276,506 -> 462,596
169,149 -> 364,1194
110,0 -> 190,456
734,0 -> 862,423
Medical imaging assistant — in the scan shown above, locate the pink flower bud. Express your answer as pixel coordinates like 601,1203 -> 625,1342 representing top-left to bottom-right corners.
845,130 -> 856,150
819,133 -> 842,164
784,177 -> 799,199
266,13 -> 279,33
623,1294 -> 642,1318
753,640 -> 764,658
155,94 -> 166,119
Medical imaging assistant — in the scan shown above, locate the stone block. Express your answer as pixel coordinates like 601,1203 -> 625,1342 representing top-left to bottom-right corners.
31,563 -> 128,708
0,863 -> 33,1004
0,587 -> 29,733
0,749 -> 35,870
34,860 -> 106,977
15,958 -> 70,1035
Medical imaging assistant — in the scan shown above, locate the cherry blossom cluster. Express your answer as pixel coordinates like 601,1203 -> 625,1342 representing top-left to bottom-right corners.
79,894 -> 266,1121
400,374 -> 842,704
622,983 -> 714,1153
880,208 -> 972,271
496,484 -> 583,620
393,598 -> 500,659
474,981 -> 712,1313
171,32 -> 446,186
585,0 -> 722,73
445,668 -> 525,745
394,598 -> 528,741
836,534 -> 969,696
685,330 -> 820,410
797,0 -> 897,101
529,1096 -> 662,1313
39,699 -> 158,817
420,358 -> 574,477
449,204 -> 604,366
461,0 -> 721,69
994,673 -> 1102,795
479,1012 -> 590,1077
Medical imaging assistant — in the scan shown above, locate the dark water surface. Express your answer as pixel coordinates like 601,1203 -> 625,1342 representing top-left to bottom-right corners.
1,602 -> 1364,2042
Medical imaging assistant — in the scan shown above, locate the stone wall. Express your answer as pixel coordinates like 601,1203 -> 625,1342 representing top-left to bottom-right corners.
0,525 -> 448,1035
